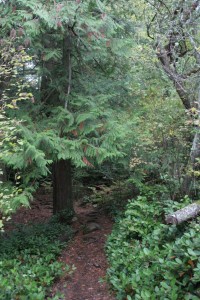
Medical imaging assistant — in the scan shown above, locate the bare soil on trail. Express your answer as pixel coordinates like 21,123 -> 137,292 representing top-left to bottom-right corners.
52,203 -> 115,300
5,189 -> 116,300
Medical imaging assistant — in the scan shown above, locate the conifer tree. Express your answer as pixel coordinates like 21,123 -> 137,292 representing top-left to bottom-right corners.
0,0 -> 134,217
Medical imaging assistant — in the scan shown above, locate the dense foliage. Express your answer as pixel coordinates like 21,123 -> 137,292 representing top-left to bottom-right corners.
0,0 -> 200,298
0,38 -> 34,227
0,220 -> 73,299
106,190 -> 200,299
0,0 -> 136,219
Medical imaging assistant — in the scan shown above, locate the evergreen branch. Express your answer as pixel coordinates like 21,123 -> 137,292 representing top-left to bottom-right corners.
69,27 -> 107,74
65,47 -> 71,109
95,0 -> 105,13
63,33 -> 72,110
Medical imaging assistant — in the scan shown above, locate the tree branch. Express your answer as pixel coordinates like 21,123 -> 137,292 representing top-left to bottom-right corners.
165,202 -> 200,224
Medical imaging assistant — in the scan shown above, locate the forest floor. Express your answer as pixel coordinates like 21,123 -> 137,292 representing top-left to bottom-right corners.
6,188 -> 116,300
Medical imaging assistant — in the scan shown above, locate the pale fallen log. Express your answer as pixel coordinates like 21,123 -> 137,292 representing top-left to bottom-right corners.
165,203 -> 200,225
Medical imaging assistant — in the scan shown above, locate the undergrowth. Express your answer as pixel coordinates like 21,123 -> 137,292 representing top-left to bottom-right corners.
81,180 -> 135,216
0,220 -> 73,300
106,189 -> 200,300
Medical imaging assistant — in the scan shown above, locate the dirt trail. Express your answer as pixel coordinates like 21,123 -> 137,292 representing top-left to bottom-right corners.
51,202 -> 115,300
5,190 -> 116,300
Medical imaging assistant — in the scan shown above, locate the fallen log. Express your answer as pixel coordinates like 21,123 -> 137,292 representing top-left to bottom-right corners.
165,203 -> 200,225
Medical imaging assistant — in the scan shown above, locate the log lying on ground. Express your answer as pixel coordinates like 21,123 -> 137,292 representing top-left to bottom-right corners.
165,203 -> 200,225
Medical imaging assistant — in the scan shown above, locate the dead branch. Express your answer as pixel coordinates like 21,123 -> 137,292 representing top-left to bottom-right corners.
165,202 -> 200,224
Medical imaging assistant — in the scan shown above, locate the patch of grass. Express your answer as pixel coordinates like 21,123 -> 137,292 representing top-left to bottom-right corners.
0,220 -> 73,300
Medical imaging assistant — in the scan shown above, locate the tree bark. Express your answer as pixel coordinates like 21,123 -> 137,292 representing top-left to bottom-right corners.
165,202 -> 200,224
53,159 -> 74,215
52,33 -> 74,216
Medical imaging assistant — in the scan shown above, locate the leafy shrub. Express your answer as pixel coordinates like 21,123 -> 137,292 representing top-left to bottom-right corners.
0,221 -> 73,299
106,194 -> 200,300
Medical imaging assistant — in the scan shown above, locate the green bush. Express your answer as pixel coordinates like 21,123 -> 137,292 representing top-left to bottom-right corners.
0,221 -> 73,300
106,195 -> 200,300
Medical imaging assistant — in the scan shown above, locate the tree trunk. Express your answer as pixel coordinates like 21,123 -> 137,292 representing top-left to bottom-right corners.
40,32 -> 74,215
52,33 -> 74,216
53,159 -> 74,215
165,202 -> 200,224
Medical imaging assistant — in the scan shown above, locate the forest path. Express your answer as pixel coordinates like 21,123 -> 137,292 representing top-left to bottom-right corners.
5,189 -> 115,300
51,202 -> 115,300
